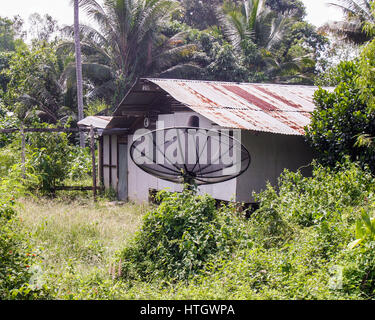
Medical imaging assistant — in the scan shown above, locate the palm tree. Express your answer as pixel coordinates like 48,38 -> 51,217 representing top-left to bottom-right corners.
217,0 -> 288,53
321,0 -> 374,44
74,0 -> 85,147
60,0 -> 196,107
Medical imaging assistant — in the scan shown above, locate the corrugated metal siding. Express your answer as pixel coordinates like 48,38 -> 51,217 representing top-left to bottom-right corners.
146,78 -> 328,136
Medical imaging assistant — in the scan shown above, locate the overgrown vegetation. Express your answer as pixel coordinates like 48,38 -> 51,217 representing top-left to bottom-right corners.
2,161 -> 372,300
2,0 -> 375,301
120,187 -> 248,281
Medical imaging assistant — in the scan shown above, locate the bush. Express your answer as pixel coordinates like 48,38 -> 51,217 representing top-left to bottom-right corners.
120,187 -> 248,281
339,242 -> 375,299
306,60 -> 375,173
255,160 -> 375,227
25,129 -> 91,193
67,146 -> 92,181
0,198 -> 47,299
173,161 -> 375,300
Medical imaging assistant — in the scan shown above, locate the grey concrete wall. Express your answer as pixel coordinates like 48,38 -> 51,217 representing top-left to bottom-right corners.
236,131 -> 314,203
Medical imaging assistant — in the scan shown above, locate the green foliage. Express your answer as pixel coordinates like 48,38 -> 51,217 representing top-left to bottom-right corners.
314,63 -> 345,87
265,0 -> 306,18
255,160 -> 374,227
0,197 -> 47,299
348,208 -> 375,249
8,160 -> 375,300
67,147 -> 92,181
0,52 -> 12,95
84,100 -> 110,117
25,130 -> 73,193
335,242 -> 375,299
206,43 -> 249,81
0,106 -> 19,148
177,0 -> 221,30
3,43 -> 74,124
306,60 -> 375,173
0,16 -> 16,52
357,38 -> 375,110
120,187 -> 248,281
321,0 -> 374,45
0,143 -> 20,178
21,128 -> 91,194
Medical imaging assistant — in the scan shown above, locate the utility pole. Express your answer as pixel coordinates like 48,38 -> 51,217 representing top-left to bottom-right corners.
74,0 -> 85,147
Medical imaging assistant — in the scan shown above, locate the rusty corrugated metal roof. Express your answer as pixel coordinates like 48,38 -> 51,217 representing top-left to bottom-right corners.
145,78 -> 330,136
78,116 -> 113,129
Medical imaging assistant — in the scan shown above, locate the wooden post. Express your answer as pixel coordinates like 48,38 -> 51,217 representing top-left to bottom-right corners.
90,125 -> 97,202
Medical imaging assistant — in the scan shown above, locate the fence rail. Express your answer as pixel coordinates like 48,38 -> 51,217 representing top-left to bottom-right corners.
0,125 -> 100,202
0,128 -> 90,134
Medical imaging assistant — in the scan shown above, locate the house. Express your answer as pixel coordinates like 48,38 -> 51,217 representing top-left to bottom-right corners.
78,78 -> 328,204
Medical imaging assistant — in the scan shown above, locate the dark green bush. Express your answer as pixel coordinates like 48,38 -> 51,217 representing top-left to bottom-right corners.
255,160 -> 375,227
306,60 -> 375,173
0,198 -> 47,299
25,129 -> 91,194
120,187 -> 248,281
179,161 -> 375,300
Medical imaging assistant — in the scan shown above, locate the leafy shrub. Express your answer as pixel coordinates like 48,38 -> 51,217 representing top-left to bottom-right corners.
24,129 -> 91,193
67,146 -> 92,181
255,160 -> 375,227
26,131 -> 72,193
335,242 -> 375,299
120,187 -> 248,281
0,198 -> 47,299
348,208 -> 375,249
306,60 -> 375,173
0,142 -> 20,178
0,106 -> 18,148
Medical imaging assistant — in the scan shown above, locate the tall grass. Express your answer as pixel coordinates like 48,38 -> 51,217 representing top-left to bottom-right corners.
18,196 -> 150,298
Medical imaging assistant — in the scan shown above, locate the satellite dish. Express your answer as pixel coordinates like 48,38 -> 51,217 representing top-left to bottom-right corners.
130,127 -> 250,186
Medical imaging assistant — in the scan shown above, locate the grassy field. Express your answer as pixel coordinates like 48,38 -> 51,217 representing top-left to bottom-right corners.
18,196 -> 152,299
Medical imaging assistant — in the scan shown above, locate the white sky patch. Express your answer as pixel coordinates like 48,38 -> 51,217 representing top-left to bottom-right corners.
0,0 -> 344,29
303,0 -> 344,27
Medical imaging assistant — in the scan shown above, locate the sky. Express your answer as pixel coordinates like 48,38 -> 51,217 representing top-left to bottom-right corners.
0,0 -> 344,30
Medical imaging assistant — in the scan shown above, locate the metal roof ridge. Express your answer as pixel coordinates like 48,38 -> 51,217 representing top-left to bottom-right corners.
143,78 -> 333,89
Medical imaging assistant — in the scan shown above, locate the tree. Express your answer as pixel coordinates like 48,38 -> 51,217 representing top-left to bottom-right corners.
4,44 -> 75,125
60,0 -> 196,106
265,0 -> 306,18
305,60 -> 375,173
217,0 -> 286,52
73,0 -> 85,147
28,13 -> 59,42
0,52 -> 12,95
216,0 -> 326,84
268,21 -> 328,84
320,0 -> 374,44
177,0 -> 222,29
0,16 -> 16,52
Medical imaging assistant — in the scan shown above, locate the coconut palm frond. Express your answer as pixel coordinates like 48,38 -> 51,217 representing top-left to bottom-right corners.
153,44 -> 199,71
323,0 -> 374,44
158,63 -> 204,78
328,0 -> 373,21
86,79 -> 116,101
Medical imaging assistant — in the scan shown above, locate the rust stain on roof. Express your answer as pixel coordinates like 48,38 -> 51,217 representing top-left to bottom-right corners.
253,85 -> 305,110
223,85 -> 277,112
